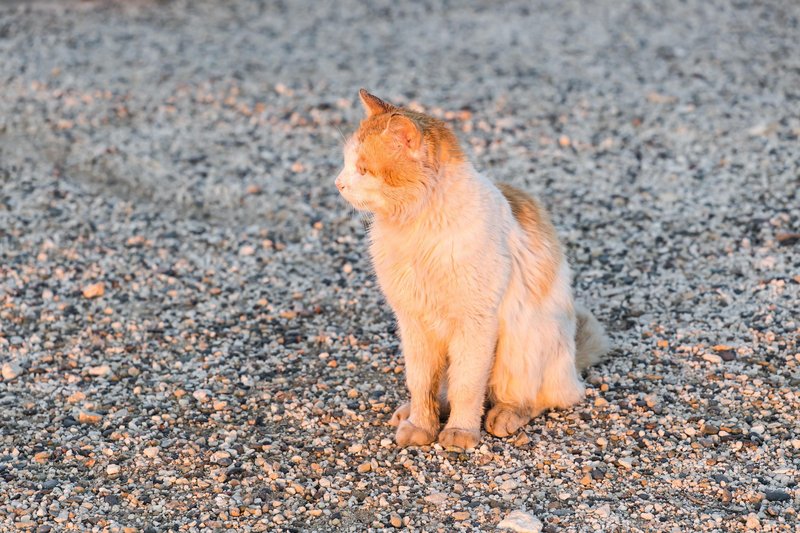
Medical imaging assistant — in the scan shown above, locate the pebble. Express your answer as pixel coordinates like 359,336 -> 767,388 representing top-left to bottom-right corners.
513,432 -> 531,447
617,457 -> 634,469
594,504 -> 611,518
106,464 -> 120,475
211,451 -> 231,464
702,353 -> 723,364
1,363 -> 23,381
82,282 -> 105,299
500,480 -> 518,491
143,447 -> 159,459
745,513 -> 761,529
764,490 -> 790,502
390,515 -> 402,528
192,389 -> 210,402
357,462 -> 371,473
424,493 -> 448,505
497,510 -> 543,533
77,410 -> 103,424
87,365 -> 111,376
67,391 -> 86,403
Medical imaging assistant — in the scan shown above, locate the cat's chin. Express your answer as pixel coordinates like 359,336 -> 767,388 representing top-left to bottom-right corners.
342,196 -> 379,214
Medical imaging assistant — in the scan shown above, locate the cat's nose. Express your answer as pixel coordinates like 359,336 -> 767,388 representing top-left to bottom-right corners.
335,177 -> 345,191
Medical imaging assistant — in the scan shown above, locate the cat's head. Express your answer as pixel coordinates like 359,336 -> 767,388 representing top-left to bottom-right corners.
335,89 -> 463,219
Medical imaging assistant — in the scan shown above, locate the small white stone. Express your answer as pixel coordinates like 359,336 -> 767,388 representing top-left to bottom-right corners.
618,457 -> 634,469
423,493 -> 448,505
596,437 -> 608,447
143,447 -> 159,459
745,513 -> 761,530
497,510 -> 543,533
1,363 -> 22,380
750,424 -> 765,435
684,427 -> 696,437
594,504 -> 611,518
88,365 -> 111,376
348,443 -> 363,454
500,480 -> 518,491
192,389 -> 210,402
106,464 -> 120,475
791,439 -> 800,450
702,353 -> 723,364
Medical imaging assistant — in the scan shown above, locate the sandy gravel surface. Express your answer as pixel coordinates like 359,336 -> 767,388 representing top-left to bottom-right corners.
1,0 -> 799,531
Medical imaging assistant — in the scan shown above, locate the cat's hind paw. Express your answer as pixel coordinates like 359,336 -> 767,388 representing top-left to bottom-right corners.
484,405 -> 530,438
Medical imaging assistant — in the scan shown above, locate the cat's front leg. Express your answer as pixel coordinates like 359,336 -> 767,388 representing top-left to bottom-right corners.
392,316 -> 446,447
439,319 -> 497,450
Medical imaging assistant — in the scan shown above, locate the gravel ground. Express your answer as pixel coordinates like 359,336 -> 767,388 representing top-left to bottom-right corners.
1,0 -> 799,531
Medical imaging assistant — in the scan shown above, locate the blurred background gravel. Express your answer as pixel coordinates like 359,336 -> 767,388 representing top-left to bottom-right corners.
0,0 -> 798,531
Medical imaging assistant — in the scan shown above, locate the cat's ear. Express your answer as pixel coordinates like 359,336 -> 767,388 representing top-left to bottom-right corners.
359,88 -> 394,117
385,114 -> 422,151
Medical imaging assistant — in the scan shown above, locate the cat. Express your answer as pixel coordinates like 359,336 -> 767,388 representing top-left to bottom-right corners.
335,89 -> 610,449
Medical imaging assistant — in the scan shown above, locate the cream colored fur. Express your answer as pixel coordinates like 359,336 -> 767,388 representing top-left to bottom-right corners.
336,95 -> 609,449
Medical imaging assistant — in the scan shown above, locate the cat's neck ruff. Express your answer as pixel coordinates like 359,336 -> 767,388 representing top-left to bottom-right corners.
372,161 -> 484,229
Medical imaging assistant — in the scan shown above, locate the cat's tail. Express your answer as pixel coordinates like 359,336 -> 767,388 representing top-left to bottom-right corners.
574,304 -> 611,370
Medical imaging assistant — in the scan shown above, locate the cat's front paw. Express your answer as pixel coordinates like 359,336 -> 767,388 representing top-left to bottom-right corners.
388,402 -> 410,427
485,405 -> 530,438
438,427 -> 480,450
395,419 -> 436,447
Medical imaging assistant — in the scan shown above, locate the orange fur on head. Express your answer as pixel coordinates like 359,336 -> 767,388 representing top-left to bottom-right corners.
355,89 -> 465,189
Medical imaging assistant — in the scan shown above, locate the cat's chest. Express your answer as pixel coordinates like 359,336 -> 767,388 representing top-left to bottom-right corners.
369,225 -> 478,314
371,233 -> 450,286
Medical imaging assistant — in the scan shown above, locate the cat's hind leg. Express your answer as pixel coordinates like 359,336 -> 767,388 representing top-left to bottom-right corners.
486,311 -> 585,436
485,309 -> 541,437
533,316 -> 585,414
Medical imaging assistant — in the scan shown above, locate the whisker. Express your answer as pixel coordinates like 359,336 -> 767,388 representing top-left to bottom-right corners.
334,126 -> 347,146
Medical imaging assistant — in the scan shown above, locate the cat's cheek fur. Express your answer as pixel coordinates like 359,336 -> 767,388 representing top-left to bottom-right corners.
336,164 -> 387,213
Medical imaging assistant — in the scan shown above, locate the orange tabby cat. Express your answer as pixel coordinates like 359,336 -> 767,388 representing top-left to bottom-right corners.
336,89 -> 609,449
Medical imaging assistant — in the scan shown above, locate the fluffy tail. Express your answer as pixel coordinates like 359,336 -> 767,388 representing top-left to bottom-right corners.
574,305 -> 611,370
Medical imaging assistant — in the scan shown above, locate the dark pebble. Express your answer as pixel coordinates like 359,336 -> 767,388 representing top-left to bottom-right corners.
764,490 -> 790,502
42,479 -> 59,491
